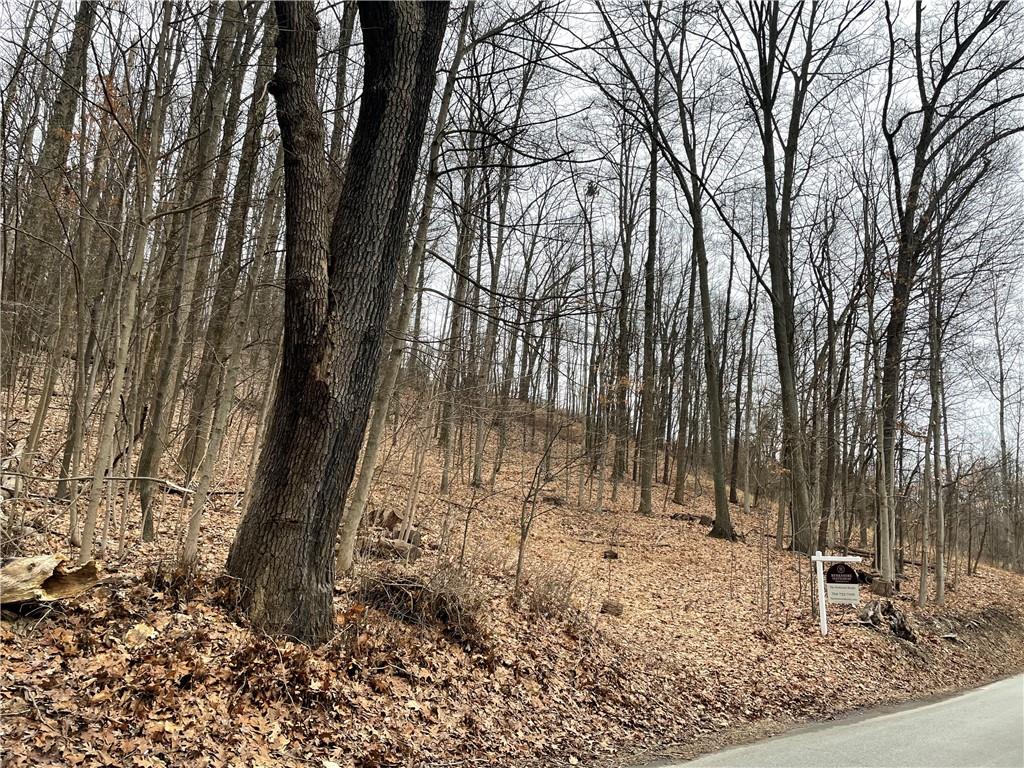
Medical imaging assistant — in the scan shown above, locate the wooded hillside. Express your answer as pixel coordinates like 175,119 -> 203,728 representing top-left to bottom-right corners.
2,1 -> 1024,765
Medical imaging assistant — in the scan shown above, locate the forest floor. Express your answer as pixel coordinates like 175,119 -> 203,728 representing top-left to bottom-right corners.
3,405 -> 1024,767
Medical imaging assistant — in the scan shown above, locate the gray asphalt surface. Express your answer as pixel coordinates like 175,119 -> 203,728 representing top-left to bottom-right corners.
678,675 -> 1024,768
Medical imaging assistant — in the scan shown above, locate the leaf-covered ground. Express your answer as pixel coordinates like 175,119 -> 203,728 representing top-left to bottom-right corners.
3,419 -> 1023,767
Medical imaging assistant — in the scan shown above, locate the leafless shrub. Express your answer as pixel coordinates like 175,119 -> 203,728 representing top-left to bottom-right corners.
358,563 -> 490,650
521,565 -> 591,635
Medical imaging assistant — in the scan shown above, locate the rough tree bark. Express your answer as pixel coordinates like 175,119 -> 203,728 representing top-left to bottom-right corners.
225,0 -> 448,645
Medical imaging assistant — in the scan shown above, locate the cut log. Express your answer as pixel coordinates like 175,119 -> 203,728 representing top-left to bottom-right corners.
379,509 -> 406,531
857,598 -> 916,643
382,538 -> 423,564
0,554 -> 100,604
670,512 -> 714,526
870,579 -> 894,596
390,523 -> 422,549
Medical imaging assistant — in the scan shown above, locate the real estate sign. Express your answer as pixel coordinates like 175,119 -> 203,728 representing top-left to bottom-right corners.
825,562 -> 860,604
811,551 -> 863,635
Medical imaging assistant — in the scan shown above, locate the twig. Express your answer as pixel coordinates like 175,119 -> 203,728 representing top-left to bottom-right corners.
4,472 -> 194,495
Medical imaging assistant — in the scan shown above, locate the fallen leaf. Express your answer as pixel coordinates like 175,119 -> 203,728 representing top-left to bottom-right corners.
124,622 -> 156,647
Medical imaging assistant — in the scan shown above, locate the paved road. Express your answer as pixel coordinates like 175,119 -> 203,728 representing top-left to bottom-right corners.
679,675 -> 1024,768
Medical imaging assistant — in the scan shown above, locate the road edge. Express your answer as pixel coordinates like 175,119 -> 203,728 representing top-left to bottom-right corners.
629,669 -> 1024,768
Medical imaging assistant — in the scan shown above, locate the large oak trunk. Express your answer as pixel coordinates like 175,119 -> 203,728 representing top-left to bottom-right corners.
225,0 -> 448,645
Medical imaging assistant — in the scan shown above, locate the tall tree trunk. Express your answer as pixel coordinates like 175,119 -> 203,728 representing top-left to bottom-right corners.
637,98 -> 658,515
336,2 -> 472,573
612,128 -> 638,485
693,210 -> 732,540
327,0 -> 359,193
225,0 -> 448,645
10,0 -> 96,350
21,114 -> 110,477
729,277 -> 755,504
182,181 -> 282,565
179,8 -> 275,481
919,421 -> 931,607
672,252 -> 697,504
79,3 -> 173,563
439,161 -> 477,494
868,275 -> 895,589
930,246 -> 946,604
137,1 -> 244,534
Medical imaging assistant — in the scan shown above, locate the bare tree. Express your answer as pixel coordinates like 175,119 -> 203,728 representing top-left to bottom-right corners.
225,0 -> 449,644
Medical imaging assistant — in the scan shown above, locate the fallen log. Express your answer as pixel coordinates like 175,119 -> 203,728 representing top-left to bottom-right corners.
670,512 -> 714,526
857,598 -> 916,643
359,531 -> 423,564
0,554 -> 100,604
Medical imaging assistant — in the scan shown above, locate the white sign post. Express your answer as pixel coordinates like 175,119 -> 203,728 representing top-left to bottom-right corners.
811,550 -> 862,636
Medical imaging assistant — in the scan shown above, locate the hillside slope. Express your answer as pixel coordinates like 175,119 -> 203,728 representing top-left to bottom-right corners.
3,423 -> 1023,767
